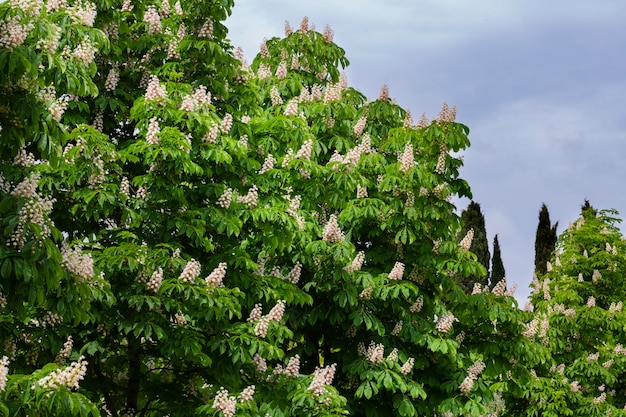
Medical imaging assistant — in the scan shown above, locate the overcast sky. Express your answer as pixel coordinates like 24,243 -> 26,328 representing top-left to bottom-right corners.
225,0 -> 626,303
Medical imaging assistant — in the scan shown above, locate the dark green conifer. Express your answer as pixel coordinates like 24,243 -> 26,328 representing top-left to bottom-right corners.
534,203 -> 558,275
490,234 -> 505,287
457,201 -> 490,292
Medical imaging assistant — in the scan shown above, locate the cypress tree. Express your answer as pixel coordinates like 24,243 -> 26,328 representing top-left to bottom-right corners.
490,234 -> 505,287
458,201 -> 490,291
534,203 -> 558,275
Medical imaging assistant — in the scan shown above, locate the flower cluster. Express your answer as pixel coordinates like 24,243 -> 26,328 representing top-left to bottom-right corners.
378,84 -> 389,101
491,279 -> 507,296
275,61 -> 287,79
236,185 -> 259,208
145,75 -> 167,101
212,388 -> 236,417
198,19 -> 213,38
72,36 -> 97,65
147,268 -> 163,293
270,86 -> 283,106
459,228 -> 474,251
38,356 -> 87,391
258,153 -> 276,174
0,16 -> 34,50
400,357 -> 415,374
437,102 -> 457,123
179,259 -> 201,283
0,356 -> 9,392
179,85 -> 211,111
388,262 -> 405,280
238,385 -> 255,402
61,244 -> 94,282
143,5 -> 162,34
252,354 -> 267,373
365,341 -> 385,363
55,336 -> 73,364
220,113 -> 233,133
286,262 -> 302,284
283,98 -> 299,116
435,312 -> 457,334
345,251 -> 365,273
308,363 -> 336,395
353,116 -> 367,137
391,321 -> 403,336
398,142 -> 414,173
8,174 -> 56,249
69,2 -> 97,26
274,355 -> 300,377
323,24 -> 334,42
105,67 -> 120,91
295,139 -> 313,160
205,263 -> 227,287
322,214 -> 344,243
410,296 -> 424,313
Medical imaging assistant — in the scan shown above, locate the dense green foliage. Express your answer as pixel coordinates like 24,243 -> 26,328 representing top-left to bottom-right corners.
534,203 -> 558,275
1,1 -> 625,417
522,207 -> 626,417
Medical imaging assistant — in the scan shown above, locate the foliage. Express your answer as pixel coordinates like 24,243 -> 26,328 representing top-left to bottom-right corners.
0,1 -> 551,417
522,207 -> 626,417
534,203 -> 558,275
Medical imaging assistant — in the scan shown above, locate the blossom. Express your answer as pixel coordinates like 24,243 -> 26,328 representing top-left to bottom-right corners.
323,24 -> 334,42
0,16 -> 34,50
295,139 -> 313,160
72,36 -> 97,65
437,102 -> 457,123
410,296 -> 423,313
179,259 -> 201,283
322,214 -> 344,243
252,354 -> 267,373
353,116 -> 367,137
399,142 -> 414,173
356,185 -> 368,198
143,5 -> 162,34
365,342 -> 384,363
400,358 -> 414,374
283,355 -> 300,376
459,376 -> 473,395
62,245 -> 94,282
205,263 -> 227,286
238,385 -> 255,402
270,86 -> 283,106
236,185 -> 259,208
146,117 -> 160,144
345,251 -> 365,273
0,356 -> 9,392
388,262 -> 405,280
435,312 -> 457,334
267,300 -> 285,322
145,75 -> 167,101
258,154 -> 276,174
105,67 -> 120,91
308,363 -> 336,395
275,61 -> 287,79
284,98 -> 299,116
459,228 -> 474,251
212,388 -> 236,417
391,321 -> 403,336
38,356 -> 88,390
147,268 -> 163,293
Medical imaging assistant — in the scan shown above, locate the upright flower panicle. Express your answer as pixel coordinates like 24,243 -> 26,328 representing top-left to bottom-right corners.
399,142 -> 414,173
322,214 -> 344,243
205,263 -> 227,286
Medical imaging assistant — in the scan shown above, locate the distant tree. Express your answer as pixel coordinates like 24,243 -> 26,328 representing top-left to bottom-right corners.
490,234 -> 505,286
534,203 -> 558,275
522,206 -> 626,416
581,198 -> 597,216
457,201 -> 490,291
